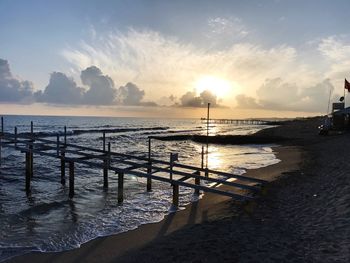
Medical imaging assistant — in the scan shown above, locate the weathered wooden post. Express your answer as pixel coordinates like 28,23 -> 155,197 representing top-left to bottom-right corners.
56,135 -> 60,156
29,121 -> 34,178
0,117 -> 3,167
118,172 -> 124,203
25,150 -> 31,194
172,183 -> 179,208
103,142 -> 110,189
201,145 -> 204,169
64,126 -> 67,146
169,153 -> 173,181
169,152 -> 178,181
60,148 -> 66,185
69,161 -> 75,198
103,132 -> 106,152
194,170 -> 200,195
147,137 -> 152,191
14,127 -> 17,148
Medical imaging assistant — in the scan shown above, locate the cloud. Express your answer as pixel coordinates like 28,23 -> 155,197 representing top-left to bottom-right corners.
318,36 -> 350,85
207,16 -> 249,39
38,66 -> 117,105
234,94 -> 261,109
0,59 -> 35,103
81,66 -> 116,105
235,78 -> 337,112
62,29 -> 305,106
157,94 -> 177,106
180,89 -> 218,108
117,82 -> 144,105
37,67 -> 157,106
36,72 -> 84,104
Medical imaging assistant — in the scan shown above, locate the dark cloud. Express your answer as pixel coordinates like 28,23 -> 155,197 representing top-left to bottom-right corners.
1,59 -> 157,107
117,82 -> 157,106
0,59 -> 35,103
36,72 -> 84,104
81,66 -> 116,105
180,90 -> 218,107
235,78 -> 337,112
117,82 -> 144,105
38,66 -> 117,105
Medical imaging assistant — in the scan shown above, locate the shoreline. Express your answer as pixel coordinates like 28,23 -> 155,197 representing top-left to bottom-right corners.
6,144 -> 302,263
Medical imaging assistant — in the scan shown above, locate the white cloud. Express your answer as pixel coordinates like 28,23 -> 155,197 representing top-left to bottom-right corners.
236,78 -> 338,113
62,28 -> 308,105
207,16 -> 249,38
59,29 -> 350,114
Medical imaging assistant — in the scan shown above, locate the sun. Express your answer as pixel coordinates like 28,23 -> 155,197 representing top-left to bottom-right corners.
195,76 -> 232,98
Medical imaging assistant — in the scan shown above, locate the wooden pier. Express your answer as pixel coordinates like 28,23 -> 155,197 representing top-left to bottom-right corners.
200,118 -> 278,125
0,117 -> 267,207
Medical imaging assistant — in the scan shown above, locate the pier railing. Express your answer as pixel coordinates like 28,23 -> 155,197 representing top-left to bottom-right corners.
0,117 -> 267,207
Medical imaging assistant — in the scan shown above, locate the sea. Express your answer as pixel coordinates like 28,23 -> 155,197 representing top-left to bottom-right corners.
0,115 -> 280,261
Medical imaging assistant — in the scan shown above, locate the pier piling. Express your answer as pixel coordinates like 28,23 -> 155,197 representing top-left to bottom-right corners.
69,161 -> 75,198
118,172 -> 124,203
60,149 -> 66,185
194,171 -> 200,195
14,127 -> 17,148
0,118 -> 2,167
103,132 -> 106,152
56,135 -> 60,156
172,184 -> 179,207
25,151 -> 31,194
64,126 -> 67,146
29,122 -> 34,178
147,137 -> 152,191
103,142 -> 110,189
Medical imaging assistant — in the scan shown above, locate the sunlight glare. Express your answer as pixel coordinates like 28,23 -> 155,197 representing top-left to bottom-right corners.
195,76 -> 232,98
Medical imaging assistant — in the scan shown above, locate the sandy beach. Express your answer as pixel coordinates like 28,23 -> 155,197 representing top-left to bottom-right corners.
7,117 -> 350,262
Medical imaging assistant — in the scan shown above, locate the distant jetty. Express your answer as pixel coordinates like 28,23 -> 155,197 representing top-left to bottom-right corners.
152,134 -> 288,145
200,118 -> 285,125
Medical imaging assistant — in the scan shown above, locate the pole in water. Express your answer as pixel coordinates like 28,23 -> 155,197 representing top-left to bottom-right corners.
69,162 -> 75,199
103,132 -> 106,152
29,121 -> 34,178
56,135 -> 60,156
147,137 -> 152,191
118,172 -> 124,203
64,126 -> 67,146
206,103 -> 210,169
201,145 -> 204,169
103,142 -> 111,189
1,116 -> 4,134
14,127 -> 17,148
60,149 -> 66,185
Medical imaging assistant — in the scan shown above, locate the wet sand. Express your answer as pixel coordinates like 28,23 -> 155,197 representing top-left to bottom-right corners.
9,116 -> 350,262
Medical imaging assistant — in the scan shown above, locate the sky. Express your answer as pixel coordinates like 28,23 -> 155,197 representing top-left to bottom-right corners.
1,0 -> 350,118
